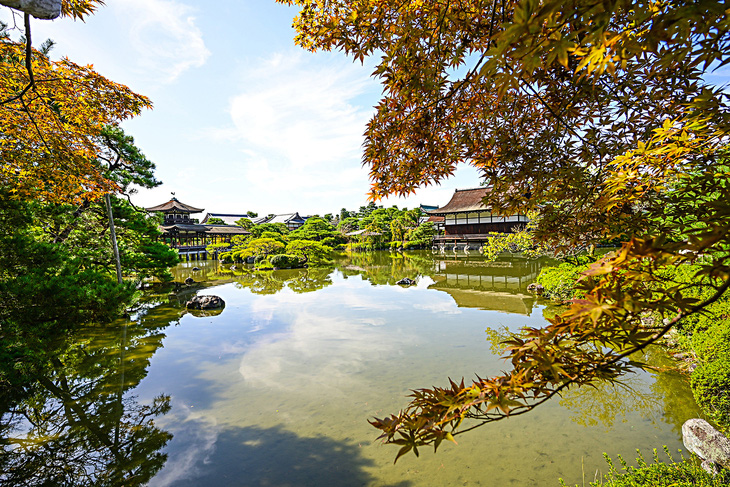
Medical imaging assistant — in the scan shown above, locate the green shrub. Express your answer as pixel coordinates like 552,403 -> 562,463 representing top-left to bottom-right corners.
691,359 -> 730,430
560,449 -> 730,487
657,264 -> 730,432
536,262 -> 589,302
692,319 -> 730,364
269,254 -> 302,269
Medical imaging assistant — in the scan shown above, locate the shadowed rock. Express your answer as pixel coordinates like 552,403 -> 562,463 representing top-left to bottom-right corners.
186,295 -> 225,310
527,283 -> 544,295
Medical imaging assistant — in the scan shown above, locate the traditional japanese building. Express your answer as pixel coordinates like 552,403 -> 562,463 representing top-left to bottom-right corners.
146,198 -> 250,260
254,212 -> 307,230
428,187 -> 529,246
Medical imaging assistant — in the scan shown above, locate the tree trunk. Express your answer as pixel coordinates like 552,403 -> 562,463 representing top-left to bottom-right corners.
105,194 -> 123,284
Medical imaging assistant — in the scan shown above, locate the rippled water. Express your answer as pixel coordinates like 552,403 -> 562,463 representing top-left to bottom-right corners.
1,252 -> 701,486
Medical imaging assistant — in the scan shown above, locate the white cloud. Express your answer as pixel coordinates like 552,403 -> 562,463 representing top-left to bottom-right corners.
237,310 -> 411,393
228,52 -> 373,165
148,398 -> 219,487
199,51 -> 379,210
112,0 -> 210,83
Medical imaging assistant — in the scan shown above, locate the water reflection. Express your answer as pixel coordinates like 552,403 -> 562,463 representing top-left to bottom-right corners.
1,252 -> 702,486
237,297 -> 413,392
559,347 -> 701,435
151,424 -> 409,487
427,257 -> 541,315
0,318 -> 173,486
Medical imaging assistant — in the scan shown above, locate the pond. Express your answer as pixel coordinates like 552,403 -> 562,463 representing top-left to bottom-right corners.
1,251 -> 701,486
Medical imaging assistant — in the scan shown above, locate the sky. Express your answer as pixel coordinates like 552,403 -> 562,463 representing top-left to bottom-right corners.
1,0 -> 483,216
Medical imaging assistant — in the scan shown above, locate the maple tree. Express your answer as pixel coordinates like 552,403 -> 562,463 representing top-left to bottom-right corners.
0,0 -> 150,204
278,0 -> 730,459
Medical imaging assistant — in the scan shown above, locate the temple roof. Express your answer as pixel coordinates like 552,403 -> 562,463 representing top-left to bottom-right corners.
201,213 -> 251,225
429,187 -> 490,214
146,198 -> 204,213
254,213 -> 307,225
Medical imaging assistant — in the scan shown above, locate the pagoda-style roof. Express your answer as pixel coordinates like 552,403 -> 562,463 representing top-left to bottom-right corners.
146,197 -> 204,213
429,188 -> 490,215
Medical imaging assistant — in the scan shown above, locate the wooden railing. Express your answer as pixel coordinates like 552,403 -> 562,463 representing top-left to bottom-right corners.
433,233 -> 500,241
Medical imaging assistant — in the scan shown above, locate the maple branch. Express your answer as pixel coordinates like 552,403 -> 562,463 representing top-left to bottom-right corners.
455,258 -> 730,437
0,13 -> 35,105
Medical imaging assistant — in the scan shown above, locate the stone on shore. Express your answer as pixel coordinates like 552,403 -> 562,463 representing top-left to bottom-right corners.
682,418 -> 730,472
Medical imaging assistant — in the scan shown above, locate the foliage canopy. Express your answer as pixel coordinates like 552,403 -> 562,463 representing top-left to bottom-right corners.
0,5 -> 150,204
278,0 -> 730,460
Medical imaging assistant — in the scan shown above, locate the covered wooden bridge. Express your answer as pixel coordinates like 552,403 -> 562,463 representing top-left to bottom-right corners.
146,198 -> 250,261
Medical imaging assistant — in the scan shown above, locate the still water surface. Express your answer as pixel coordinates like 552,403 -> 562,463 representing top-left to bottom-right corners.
2,252 -> 701,486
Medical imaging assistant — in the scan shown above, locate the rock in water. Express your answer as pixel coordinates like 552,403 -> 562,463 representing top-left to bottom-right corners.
682,418 -> 730,471
396,277 -> 415,286
184,277 -> 195,285
186,295 -> 225,310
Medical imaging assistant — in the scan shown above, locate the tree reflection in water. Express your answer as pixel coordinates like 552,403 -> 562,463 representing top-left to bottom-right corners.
559,346 -> 701,434
0,315 -> 174,486
486,321 -> 701,433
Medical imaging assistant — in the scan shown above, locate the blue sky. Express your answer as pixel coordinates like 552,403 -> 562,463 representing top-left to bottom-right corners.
2,0 -> 482,216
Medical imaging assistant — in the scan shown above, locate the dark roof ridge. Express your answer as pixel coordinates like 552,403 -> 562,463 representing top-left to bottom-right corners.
454,186 -> 490,192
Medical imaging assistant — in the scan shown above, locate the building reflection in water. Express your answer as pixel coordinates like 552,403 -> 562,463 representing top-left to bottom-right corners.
428,256 -> 543,315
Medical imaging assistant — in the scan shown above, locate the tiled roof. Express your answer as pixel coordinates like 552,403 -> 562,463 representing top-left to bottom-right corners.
160,223 -> 208,232
430,188 -> 490,214
146,198 -> 204,213
255,213 -> 306,225
201,213 -> 251,225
